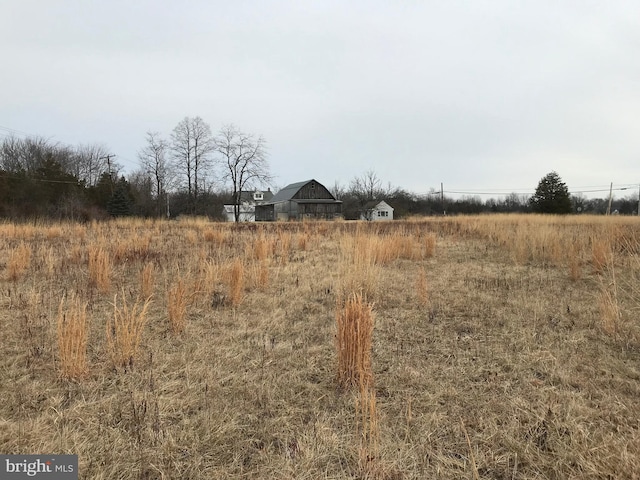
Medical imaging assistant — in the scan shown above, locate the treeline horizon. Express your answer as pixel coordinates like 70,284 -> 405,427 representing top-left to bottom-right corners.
0,135 -> 637,221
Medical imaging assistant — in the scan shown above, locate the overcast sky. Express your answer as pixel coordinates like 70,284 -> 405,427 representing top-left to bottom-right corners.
2,1 -> 639,198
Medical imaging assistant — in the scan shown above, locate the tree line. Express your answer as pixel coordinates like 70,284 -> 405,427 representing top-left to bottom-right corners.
334,170 -> 639,218
0,118 -> 271,221
0,129 -> 636,221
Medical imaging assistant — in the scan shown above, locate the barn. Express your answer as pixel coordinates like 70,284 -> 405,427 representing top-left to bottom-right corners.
255,179 -> 342,221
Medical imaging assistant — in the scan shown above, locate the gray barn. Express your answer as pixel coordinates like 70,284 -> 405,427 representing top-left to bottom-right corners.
255,179 -> 342,221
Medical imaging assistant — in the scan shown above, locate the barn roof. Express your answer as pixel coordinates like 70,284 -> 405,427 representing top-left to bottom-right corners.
267,179 -> 321,203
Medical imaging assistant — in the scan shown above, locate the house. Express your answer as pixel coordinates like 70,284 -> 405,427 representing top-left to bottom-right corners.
360,200 -> 394,221
255,179 -> 342,221
223,189 -> 273,222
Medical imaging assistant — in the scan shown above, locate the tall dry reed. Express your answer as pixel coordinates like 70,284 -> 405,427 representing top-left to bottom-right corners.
106,293 -> 151,370
7,242 -> 31,281
88,246 -> 111,292
140,262 -> 155,299
167,279 -> 188,334
336,293 -> 374,389
228,259 -> 245,307
57,296 -> 89,380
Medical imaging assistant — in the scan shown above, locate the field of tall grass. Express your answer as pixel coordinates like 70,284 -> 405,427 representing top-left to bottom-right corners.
1,214 -> 639,479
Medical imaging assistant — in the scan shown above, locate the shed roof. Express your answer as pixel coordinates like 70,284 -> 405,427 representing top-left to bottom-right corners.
363,200 -> 393,210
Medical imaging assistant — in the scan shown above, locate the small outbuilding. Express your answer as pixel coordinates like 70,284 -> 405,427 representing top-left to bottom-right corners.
360,200 -> 394,221
222,189 -> 273,222
255,179 -> 342,221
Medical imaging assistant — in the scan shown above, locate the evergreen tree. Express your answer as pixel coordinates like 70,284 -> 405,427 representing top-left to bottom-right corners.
529,171 -> 572,214
107,177 -> 132,217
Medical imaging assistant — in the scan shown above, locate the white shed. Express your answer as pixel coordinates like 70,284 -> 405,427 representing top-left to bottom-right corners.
361,201 -> 394,221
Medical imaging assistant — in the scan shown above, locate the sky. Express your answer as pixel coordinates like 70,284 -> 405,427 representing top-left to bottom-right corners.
1,1 -> 639,199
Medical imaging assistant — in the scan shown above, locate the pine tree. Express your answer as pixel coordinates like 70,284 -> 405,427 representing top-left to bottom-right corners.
529,171 -> 572,214
107,177 -> 132,217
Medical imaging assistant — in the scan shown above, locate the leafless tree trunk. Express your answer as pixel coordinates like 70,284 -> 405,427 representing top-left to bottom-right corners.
350,170 -> 384,202
171,117 -> 214,213
138,131 -> 170,217
216,125 -> 271,222
73,143 -> 113,187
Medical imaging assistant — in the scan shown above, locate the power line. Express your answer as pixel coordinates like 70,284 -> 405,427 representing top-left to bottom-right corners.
0,172 -> 81,185
0,124 -> 33,137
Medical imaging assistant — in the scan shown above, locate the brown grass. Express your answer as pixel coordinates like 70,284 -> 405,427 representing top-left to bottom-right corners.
7,241 -> 31,281
336,293 -> 374,389
56,295 -> 89,380
416,267 -> 429,306
167,279 -> 188,335
88,245 -> 111,292
227,259 -> 245,307
140,262 -> 155,299
2,216 -> 640,478
106,292 -> 151,371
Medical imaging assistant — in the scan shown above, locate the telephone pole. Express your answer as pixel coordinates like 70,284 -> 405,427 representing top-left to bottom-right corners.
606,182 -> 613,215
99,154 -> 117,193
441,182 -> 445,216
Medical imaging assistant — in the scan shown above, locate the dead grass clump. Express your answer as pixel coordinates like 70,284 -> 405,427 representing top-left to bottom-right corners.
228,259 -> 245,307
567,240 -> 582,282
395,233 -> 420,261
297,232 -> 310,251
185,230 -> 198,245
7,242 -> 31,281
88,246 -> 111,292
371,236 -> 396,265
336,293 -> 374,389
339,234 -> 381,303
257,261 -> 269,290
140,262 -> 155,299
416,267 -> 429,306
57,296 -> 89,380
106,293 -> 151,371
275,231 -> 292,263
203,228 -> 226,246
592,238 -> 611,274
599,283 -> 620,337
423,233 -> 436,258
253,234 -> 270,261
356,380 -> 380,477
167,279 -> 188,335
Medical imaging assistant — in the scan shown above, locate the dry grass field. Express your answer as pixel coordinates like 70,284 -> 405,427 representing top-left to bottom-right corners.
1,215 -> 639,479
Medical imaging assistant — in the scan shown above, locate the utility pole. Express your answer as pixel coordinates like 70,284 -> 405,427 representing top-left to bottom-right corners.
441,182 -> 445,216
99,154 -> 117,193
637,184 -> 640,216
606,182 -> 613,215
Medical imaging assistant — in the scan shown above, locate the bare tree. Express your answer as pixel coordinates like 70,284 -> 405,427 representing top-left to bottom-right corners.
170,117 -> 214,213
216,125 -> 271,222
73,143 -> 113,187
138,131 -> 170,217
331,180 -> 346,200
349,170 -> 385,202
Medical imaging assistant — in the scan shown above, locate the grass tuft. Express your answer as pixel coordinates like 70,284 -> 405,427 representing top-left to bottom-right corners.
57,295 -> 89,380
88,246 -> 111,292
336,293 -> 374,389
167,279 -> 188,335
106,292 -> 151,371
7,242 -> 31,281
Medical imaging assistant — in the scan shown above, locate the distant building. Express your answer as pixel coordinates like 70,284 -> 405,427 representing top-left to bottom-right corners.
223,189 -> 273,222
255,179 -> 342,221
360,200 -> 394,221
